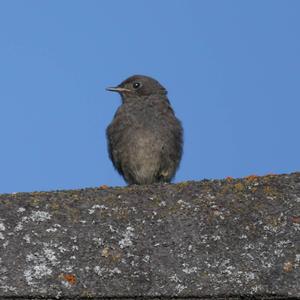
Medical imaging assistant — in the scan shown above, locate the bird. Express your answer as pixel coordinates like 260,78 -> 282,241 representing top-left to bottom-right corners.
106,75 -> 183,185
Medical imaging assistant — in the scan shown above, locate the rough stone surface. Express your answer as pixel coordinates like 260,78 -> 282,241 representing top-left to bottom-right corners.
0,173 -> 299,300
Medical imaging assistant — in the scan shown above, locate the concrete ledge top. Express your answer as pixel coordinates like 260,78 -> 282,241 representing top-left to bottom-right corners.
0,173 -> 300,299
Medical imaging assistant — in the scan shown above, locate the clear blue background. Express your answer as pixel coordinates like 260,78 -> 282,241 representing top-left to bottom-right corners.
0,1 -> 299,193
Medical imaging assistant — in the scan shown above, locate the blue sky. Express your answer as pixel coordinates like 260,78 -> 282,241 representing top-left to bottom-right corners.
0,1 -> 299,193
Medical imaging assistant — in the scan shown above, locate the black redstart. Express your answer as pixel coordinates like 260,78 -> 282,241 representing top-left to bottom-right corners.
106,75 -> 183,185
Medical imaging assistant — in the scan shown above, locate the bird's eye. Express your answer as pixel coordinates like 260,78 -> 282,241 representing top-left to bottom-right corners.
133,82 -> 141,89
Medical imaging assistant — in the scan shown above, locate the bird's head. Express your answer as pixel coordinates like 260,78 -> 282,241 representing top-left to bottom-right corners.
106,75 -> 167,102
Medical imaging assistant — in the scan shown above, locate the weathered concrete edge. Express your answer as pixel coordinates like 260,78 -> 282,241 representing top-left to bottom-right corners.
0,173 -> 300,299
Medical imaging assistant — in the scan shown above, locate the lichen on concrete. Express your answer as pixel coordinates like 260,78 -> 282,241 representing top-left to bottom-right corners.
0,173 -> 300,299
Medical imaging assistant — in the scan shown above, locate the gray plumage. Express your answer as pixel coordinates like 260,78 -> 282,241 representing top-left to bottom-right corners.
106,75 -> 183,185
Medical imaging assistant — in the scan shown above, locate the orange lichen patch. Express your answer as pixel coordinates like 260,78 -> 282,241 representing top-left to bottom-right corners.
233,182 -> 244,192
283,261 -> 293,272
225,176 -> 234,182
291,216 -> 300,224
99,185 -> 109,190
263,185 -> 279,197
263,186 -> 272,195
60,273 -> 77,285
245,175 -> 259,182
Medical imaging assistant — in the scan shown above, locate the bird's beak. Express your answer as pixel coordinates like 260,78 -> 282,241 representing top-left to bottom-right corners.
106,87 -> 131,93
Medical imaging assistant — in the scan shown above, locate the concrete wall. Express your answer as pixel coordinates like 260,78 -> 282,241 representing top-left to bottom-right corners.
0,173 -> 299,299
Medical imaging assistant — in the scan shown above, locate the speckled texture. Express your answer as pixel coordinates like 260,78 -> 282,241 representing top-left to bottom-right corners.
0,173 -> 299,300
